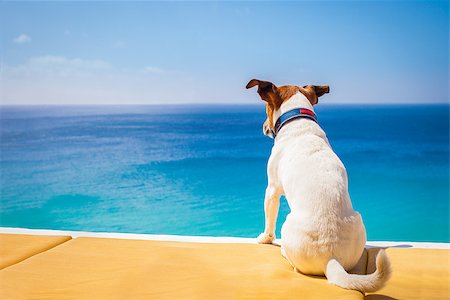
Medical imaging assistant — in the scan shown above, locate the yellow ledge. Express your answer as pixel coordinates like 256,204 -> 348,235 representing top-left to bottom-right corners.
0,228 -> 448,299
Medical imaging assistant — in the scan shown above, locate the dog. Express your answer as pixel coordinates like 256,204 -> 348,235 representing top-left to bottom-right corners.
246,79 -> 391,293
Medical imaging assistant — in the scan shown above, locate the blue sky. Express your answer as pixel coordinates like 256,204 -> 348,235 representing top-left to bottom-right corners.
1,1 -> 448,105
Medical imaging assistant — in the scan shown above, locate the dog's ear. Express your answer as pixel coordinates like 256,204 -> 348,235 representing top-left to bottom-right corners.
314,85 -> 330,98
246,79 -> 277,102
245,79 -> 261,89
300,84 -> 330,106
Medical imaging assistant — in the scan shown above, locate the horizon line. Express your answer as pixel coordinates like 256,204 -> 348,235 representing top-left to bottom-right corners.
1,102 -> 449,107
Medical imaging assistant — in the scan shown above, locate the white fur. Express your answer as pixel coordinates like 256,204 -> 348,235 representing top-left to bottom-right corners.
257,92 -> 391,293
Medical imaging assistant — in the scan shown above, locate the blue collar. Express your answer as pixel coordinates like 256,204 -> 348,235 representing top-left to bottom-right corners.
272,108 -> 317,137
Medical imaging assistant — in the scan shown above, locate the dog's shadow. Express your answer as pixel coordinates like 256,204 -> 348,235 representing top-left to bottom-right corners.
365,295 -> 397,300
269,241 -> 408,300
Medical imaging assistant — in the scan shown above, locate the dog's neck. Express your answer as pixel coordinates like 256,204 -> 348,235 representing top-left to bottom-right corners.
272,92 -> 314,125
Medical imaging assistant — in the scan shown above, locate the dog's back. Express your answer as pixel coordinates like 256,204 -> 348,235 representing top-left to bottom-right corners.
275,119 -> 367,275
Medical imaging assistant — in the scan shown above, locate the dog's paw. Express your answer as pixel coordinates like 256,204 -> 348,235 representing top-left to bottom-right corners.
257,232 -> 275,244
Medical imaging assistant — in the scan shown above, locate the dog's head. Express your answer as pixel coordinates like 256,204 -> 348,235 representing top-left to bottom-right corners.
246,79 -> 329,138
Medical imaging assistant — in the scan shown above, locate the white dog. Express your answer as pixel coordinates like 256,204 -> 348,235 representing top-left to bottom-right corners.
246,79 -> 391,293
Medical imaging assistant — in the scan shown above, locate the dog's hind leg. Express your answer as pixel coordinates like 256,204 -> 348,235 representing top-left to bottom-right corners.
281,246 -> 287,259
281,245 -> 299,272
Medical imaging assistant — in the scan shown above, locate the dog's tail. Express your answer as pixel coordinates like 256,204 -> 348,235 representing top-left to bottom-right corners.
325,249 -> 392,293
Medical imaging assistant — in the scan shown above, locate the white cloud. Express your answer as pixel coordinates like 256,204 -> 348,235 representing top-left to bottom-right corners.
1,56 -> 203,105
1,55 -> 256,105
144,66 -> 164,73
13,34 -> 31,44
30,55 -> 112,70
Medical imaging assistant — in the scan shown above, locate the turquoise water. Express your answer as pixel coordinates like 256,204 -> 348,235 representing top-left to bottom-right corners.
0,105 -> 448,242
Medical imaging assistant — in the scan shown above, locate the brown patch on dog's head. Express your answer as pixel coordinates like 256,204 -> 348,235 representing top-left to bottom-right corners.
246,79 -> 330,133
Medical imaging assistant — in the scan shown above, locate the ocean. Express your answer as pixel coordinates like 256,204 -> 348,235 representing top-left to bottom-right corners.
0,104 -> 448,242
